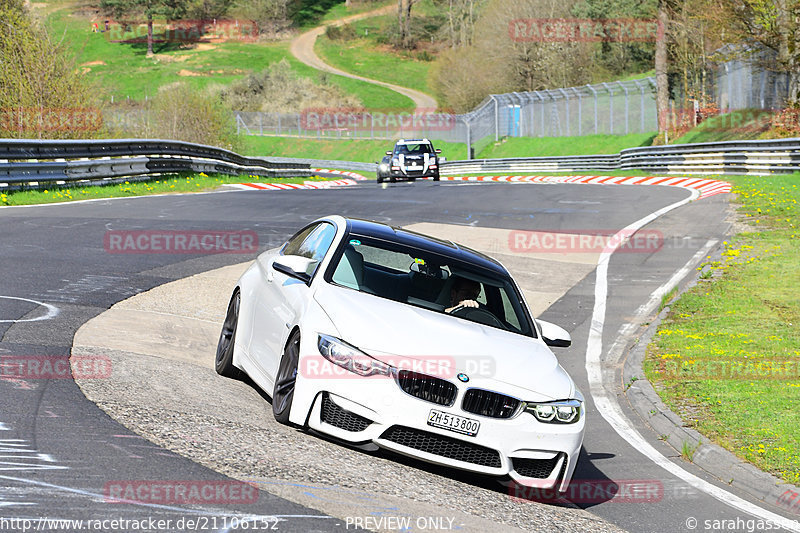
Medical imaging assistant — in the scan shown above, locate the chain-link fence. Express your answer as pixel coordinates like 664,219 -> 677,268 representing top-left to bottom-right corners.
462,79 -> 658,154
233,78 -> 658,158
715,53 -> 791,110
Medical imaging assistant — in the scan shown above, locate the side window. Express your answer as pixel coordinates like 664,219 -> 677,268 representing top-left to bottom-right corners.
283,222 -> 336,261
498,288 -> 523,332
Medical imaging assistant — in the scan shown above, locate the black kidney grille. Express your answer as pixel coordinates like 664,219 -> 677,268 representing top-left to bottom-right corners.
512,454 -> 563,479
320,393 -> 372,432
396,370 -> 457,406
461,388 -> 520,419
380,425 -> 501,468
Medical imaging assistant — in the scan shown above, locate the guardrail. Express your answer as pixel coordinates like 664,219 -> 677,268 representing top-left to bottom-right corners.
0,138 -> 314,190
2,137 -> 798,191
440,138 -> 800,176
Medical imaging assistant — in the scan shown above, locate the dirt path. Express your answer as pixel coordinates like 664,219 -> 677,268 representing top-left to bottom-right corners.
290,5 -> 438,111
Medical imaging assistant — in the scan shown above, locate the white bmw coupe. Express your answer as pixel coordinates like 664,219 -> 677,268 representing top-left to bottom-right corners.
215,216 -> 585,491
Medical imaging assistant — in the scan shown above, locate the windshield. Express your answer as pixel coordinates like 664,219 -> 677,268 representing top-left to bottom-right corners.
394,142 -> 433,155
327,235 -> 535,337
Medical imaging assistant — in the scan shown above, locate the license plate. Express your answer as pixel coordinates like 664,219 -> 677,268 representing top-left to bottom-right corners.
427,409 -> 480,437
408,165 -> 422,170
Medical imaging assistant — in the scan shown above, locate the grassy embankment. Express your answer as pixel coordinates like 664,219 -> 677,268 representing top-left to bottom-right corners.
0,173 -> 339,207
240,132 -> 656,161
45,3 -> 413,110
644,175 -> 800,483
314,2 -> 440,99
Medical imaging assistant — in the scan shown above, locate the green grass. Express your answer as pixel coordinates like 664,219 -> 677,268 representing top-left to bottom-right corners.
299,0 -> 395,30
0,173 -> 336,206
315,31 -> 434,100
314,7 -> 440,102
240,136 -> 466,162
617,70 -> 655,82
237,132 -> 656,163
46,7 -> 411,109
672,109 -> 773,144
644,174 -> 800,484
477,133 -> 657,158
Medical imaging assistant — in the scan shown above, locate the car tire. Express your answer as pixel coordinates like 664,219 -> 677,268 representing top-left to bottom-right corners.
273,330 -> 300,425
377,175 -> 384,183
410,176 -> 416,182
215,290 -> 243,379
433,173 -> 440,181
389,175 -> 397,183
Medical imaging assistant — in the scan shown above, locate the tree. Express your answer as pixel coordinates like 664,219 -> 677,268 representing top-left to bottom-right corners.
431,0 -> 594,111
571,0 -> 657,78
442,0 -> 487,47
397,0 -> 420,48
186,0 -> 234,20
1,1 -> 99,139
656,0 -> 668,137
230,0 -> 290,36
101,0 -> 187,56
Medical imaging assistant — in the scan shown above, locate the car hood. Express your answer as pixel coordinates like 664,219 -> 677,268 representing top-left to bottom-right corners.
313,284 -> 573,400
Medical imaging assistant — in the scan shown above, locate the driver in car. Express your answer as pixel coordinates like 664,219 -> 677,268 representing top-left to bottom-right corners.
445,278 -> 481,314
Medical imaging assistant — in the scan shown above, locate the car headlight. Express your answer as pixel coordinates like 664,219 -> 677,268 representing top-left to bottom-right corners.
525,399 -> 581,424
379,163 -> 389,171
317,334 -> 394,377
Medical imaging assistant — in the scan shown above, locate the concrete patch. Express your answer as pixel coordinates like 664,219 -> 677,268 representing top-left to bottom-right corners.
72,226 -> 622,533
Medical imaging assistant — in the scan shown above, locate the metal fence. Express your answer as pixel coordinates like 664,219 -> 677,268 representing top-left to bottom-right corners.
462,79 -> 657,153
233,78 -> 659,156
715,52 -> 792,111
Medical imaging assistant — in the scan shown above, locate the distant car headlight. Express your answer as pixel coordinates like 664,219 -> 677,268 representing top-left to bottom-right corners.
379,163 -> 389,171
525,399 -> 581,424
317,334 -> 394,377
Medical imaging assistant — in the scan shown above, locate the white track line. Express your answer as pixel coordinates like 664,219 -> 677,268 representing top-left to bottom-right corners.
0,474 -> 331,523
0,296 -> 59,323
586,189 -> 800,530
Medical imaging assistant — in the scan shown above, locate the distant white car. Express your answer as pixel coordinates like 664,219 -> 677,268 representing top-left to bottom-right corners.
215,216 -> 585,491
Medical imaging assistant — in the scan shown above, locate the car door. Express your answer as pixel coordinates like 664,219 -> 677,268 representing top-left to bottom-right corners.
249,222 -> 337,382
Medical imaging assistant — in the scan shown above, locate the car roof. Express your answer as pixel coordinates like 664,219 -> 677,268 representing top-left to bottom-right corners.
344,218 -> 507,276
396,139 -> 432,144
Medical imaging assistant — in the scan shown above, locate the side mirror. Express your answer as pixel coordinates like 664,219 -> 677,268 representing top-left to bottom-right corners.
538,320 -> 571,348
272,255 -> 318,285
435,149 -> 442,154
386,151 -> 393,155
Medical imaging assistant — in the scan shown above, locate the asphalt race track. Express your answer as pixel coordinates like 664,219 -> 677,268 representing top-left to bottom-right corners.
1,180 -> 797,532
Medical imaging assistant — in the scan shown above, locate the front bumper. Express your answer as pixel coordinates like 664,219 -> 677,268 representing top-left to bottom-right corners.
388,169 -> 437,179
297,358 -> 584,492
